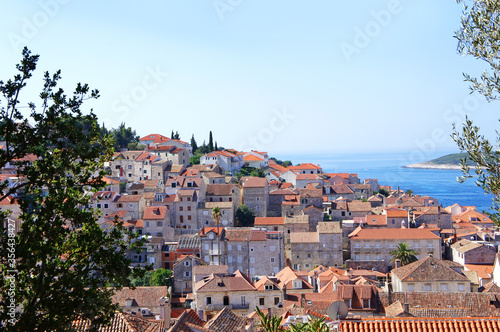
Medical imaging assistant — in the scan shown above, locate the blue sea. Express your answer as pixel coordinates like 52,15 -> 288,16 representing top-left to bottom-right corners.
274,152 -> 494,213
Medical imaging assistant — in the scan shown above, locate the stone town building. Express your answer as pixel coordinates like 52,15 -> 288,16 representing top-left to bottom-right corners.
289,222 -> 343,271
193,270 -> 281,320
142,205 -> 174,241
197,201 -> 234,228
241,177 -> 268,218
173,189 -> 199,236
268,188 -> 299,217
391,256 -> 471,293
349,228 -> 442,268
205,183 -> 241,205
451,239 -> 497,266
172,255 -> 205,296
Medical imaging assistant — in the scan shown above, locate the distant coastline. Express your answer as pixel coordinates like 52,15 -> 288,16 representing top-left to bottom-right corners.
403,162 -> 463,170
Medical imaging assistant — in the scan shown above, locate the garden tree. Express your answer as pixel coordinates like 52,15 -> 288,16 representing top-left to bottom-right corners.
208,131 -> 214,152
0,48 -> 143,331
389,243 -> 419,266
110,122 -> 139,151
149,268 -> 173,287
129,270 -> 155,287
190,154 -> 201,165
378,188 -> 390,197
452,0 -> 500,223
190,134 -> 198,153
235,204 -> 255,227
250,168 -> 266,178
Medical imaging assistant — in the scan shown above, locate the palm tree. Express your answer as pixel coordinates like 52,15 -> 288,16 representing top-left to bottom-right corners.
256,306 -> 285,332
405,189 -> 414,197
389,243 -> 419,266
212,206 -> 222,263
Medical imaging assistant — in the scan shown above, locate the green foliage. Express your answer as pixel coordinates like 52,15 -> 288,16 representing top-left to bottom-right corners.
250,168 -> 266,178
208,131 -> 214,152
190,134 -> 198,153
378,188 -> 390,197
389,243 -> 419,266
212,206 -> 221,227
452,1 -> 500,221
235,204 -> 255,227
234,167 -> 264,180
110,122 -> 139,151
255,306 -> 284,332
405,189 -> 413,197
289,317 -> 332,332
0,48 -> 143,330
190,154 -> 201,165
426,152 -> 476,166
149,268 -> 173,287
130,270 -> 154,287
269,157 -> 293,167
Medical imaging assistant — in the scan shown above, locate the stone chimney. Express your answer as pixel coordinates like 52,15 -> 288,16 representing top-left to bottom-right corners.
395,259 -> 401,269
159,296 -> 171,328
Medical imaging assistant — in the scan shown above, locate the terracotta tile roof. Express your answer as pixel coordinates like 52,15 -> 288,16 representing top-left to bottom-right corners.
203,202 -> 233,209
363,215 -> 387,226
270,188 -> 300,195
224,229 -> 252,242
254,276 -> 280,291
349,228 -> 440,240
0,195 -> 17,205
465,264 -> 494,279
290,232 -> 319,243
280,182 -> 293,189
199,227 -> 224,236
340,318 -> 500,332
193,264 -> 229,275
481,281 -> 500,293
254,217 -> 285,226
111,286 -> 168,308
243,154 -> 264,161
249,229 -> 267,241
454,208 -> 493,224
91,191 -> 120,201
177,189 -> 196,197
194,270 -> 255,292
296,174 -> 323,180
450,239 -> 484,253
275,266 -> 313,290
204,307 -> 248,332
299,188 -> 323,198
168,309 -> 206,332
72,311 -> 164,332
206,184 -> 235,196
139,133 -> 169,142
347,201 -> 372,212
386,208 -> 408,218
302,205 -> 323,212
288,163 -> 321,170
242,177 -> 267,188
317,222 -> 342,234
118,194 -> 142,202
143,206 -> 167,220
392,256 -> 469,282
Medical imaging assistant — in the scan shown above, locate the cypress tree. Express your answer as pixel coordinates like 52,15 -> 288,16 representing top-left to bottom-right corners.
208,131 -> 214,152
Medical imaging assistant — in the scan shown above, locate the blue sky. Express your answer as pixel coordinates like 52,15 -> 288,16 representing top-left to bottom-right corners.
0,0 -> 498,161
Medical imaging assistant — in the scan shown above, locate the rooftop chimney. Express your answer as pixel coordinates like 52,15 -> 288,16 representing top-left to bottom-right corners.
159,296 -> 171,328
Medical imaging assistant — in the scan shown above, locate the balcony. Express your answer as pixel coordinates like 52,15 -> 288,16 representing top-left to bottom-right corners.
209,249 -> 222,255
205,303 -> 250,311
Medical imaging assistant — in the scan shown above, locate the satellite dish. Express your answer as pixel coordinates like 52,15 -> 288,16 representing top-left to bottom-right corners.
327,301 -> 349,320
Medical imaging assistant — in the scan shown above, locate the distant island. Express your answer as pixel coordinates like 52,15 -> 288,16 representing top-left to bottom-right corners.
404,152 -> 476,170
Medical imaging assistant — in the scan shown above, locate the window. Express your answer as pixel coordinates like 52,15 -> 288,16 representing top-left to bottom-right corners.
145,221 -> 150,227
265,285 -> 273,290
363,299 -> 370,308
179,207 -> 183,211
458,284 -> 465,291
171,182 -> 176,188
206,297 -> 212,305
104,203 -> 108,209
128,165 -> 132,169
129,203 -> 133,208
424,284 -> 431,291
203,210 -> 208,215
275,297 -> 280,305
307,254 -> 311,258
408,284 -> 414,291
237,245 -> 241,251
259,298 -> 265,306
241,296 -> 246,306
441,284 -> 448,291
250,247 -> 254,252
270,257 -> 275,263
157,221 -> 162,227
237,256 -> 242,263
187,197 -> 191,201
184,271 -> 190,277
228,244 -> 232,250
97,203 -> 101,208
250,257 -> 255,263
228,256 -> 233,263
270,246 -> 275,252
188,215 -> 192,220
187,206 -> 191,211
184,261 -> 190,266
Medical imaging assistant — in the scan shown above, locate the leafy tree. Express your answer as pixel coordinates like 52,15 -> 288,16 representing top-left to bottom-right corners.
452,0 -> 500,222
250,168 -> 266,178
208,131 -> 214,152
282,160 -> 293,168
405,189 -> 414,197
378,188 -> 390,197
190,134 -> 198,153
130,270 -> 154,287
0,48 -> 142,331
289,317 -> 332,332
235,204 -> 255,227
389,243 -> 419,266
149,268 -> 173,287
110,122 -> 139,151
190,154 -> 201,165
